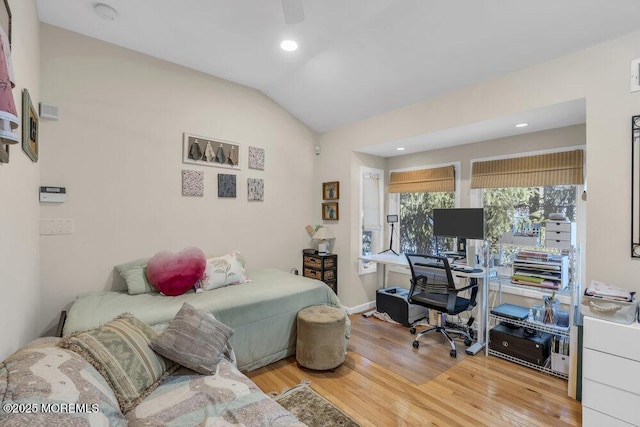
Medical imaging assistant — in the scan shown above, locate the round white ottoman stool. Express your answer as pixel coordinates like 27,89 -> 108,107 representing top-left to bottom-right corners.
296,305 -> 346,370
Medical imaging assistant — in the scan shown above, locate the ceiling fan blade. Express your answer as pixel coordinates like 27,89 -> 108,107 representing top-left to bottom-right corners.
282,0 -> 305,24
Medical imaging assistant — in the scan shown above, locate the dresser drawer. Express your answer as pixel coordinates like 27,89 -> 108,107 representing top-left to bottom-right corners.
303,256 -> 322,269
583,317 -> 640,361
583,349 -> 640,395
545,230 -> 572,242
582,406 -> 635,427
545,239 -> 572,249
323,268 -> 336,281
545,221 -> 573,232
582,379 -> 640,426
325,280 -> 337,293
303,268 -> 322,280
303,255 -> 336,269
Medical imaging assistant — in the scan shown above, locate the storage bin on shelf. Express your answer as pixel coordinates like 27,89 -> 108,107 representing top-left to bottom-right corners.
580,280 -> 638,325
581,294 -> 638,324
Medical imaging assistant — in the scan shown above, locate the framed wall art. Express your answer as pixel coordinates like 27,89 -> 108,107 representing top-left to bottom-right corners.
22,88 -> 38,162
0,0 -> 12,164
322,202 -> 339,220
248,146 -> 265,170
248,178 -> 264,201
322,181 -> 339,200
182,169 -> 204,197
183,132 -> 240,170
218,173 -> 236,198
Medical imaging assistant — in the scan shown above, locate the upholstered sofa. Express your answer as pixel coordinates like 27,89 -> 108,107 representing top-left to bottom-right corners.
1,313 -> 304,426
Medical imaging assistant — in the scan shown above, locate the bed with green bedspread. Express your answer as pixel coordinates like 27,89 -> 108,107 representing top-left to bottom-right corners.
63,268 -> 349,371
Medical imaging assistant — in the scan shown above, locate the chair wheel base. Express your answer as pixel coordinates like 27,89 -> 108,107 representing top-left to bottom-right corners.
450,349 -> 457,358
412,340 -> 419,349
409,327 -> 416,335
464,338 -> 472,346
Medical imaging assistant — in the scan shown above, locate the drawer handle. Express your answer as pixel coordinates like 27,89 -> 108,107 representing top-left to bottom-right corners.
589,300 -> 622,313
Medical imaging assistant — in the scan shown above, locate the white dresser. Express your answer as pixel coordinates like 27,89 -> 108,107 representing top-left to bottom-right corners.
582,316 -> 640,426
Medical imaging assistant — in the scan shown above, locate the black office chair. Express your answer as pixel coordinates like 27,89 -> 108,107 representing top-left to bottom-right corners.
405,253 -> 478,358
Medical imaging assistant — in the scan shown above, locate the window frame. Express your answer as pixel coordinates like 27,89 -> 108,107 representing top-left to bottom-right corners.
359,166 -> 385,275
470,145 -> 586,300
387,162 -> 460,273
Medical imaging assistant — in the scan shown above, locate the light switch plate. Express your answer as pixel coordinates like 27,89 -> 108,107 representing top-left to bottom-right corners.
40,218 -> 74,235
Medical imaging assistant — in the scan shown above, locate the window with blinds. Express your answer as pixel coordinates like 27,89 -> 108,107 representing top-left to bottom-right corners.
471,149 -> 585,254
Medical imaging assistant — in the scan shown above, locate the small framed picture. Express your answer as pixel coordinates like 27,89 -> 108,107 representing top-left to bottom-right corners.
322,181 -> 339,200
22,88 -> 38,162
322,202 -> 339,221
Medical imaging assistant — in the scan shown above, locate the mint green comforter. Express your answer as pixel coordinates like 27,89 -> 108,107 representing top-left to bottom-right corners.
63,268 -> 349,371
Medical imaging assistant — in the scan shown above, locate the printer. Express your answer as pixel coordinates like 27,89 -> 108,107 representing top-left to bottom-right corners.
376,287 -> 428,326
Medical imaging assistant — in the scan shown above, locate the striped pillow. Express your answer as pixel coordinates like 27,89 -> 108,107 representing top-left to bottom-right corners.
149,302 -> 234,374
60,314 -> 176,413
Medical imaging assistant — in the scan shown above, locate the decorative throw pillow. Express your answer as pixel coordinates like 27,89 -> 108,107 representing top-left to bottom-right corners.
115,257 -> 155,295
149,302 -> 234,375
59,314 -> 176,413
203,250 -> 249,291
146,247 -> 207,296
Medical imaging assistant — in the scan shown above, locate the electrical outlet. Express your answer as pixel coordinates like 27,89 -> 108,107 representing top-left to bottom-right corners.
631,58 -> 640,92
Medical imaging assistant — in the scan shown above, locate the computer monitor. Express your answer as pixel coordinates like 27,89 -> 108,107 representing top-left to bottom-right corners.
432,208 -> 485,240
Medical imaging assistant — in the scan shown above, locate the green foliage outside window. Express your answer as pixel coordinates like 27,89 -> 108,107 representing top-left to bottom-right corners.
484,185 -> 577,255
396,185 -> 576,258
399,192 -> 455,254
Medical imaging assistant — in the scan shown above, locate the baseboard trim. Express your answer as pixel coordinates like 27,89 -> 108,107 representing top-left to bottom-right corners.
345,301 -> 375,315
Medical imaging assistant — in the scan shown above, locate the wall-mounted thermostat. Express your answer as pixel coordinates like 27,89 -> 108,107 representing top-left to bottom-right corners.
40,186 -> 66,203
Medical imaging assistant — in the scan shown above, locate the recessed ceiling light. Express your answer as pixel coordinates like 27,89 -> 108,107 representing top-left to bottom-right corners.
94,3 -> 118,21
396,147 -> 405,151
280,40 -> 298,52
515,123 -> 528,128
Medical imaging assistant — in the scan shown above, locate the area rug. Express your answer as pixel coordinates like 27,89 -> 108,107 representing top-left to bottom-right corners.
272,381 -> 360,427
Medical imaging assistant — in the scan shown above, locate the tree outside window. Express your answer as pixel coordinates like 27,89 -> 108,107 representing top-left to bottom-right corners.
484,185 -> 577,254
399,192 -> 455,254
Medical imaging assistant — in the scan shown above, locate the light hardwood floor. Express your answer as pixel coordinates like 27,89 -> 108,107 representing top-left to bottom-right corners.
247,313 -> 582,426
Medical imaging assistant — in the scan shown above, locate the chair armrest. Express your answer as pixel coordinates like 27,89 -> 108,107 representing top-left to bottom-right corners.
447,280 -> 479,312
455,281 -> 478,292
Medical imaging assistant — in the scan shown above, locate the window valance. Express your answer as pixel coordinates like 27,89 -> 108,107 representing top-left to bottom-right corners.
471,149 -> 584,189
388,165 -> 455,193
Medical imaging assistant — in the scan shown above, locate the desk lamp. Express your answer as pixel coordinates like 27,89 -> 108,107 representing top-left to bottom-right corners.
312,226 -> 334,255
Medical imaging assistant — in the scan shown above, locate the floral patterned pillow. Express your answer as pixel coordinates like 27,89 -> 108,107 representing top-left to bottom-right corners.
202,250 -> 249,291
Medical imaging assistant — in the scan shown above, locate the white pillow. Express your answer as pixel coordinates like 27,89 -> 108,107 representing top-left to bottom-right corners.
203,250 -> 248,290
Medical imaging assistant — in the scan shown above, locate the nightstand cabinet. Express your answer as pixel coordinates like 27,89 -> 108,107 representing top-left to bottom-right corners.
302,253 -> 337,294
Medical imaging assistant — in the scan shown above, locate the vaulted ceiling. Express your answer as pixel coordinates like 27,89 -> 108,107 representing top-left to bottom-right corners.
37,1 -> 640,154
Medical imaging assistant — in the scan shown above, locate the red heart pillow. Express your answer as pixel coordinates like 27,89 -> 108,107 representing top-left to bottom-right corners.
147,247 -> 206,296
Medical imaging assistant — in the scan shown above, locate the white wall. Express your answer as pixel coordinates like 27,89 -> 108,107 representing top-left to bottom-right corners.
0,0 -> 41,360
38,25 -> 319,334
320,29 -> 640,308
